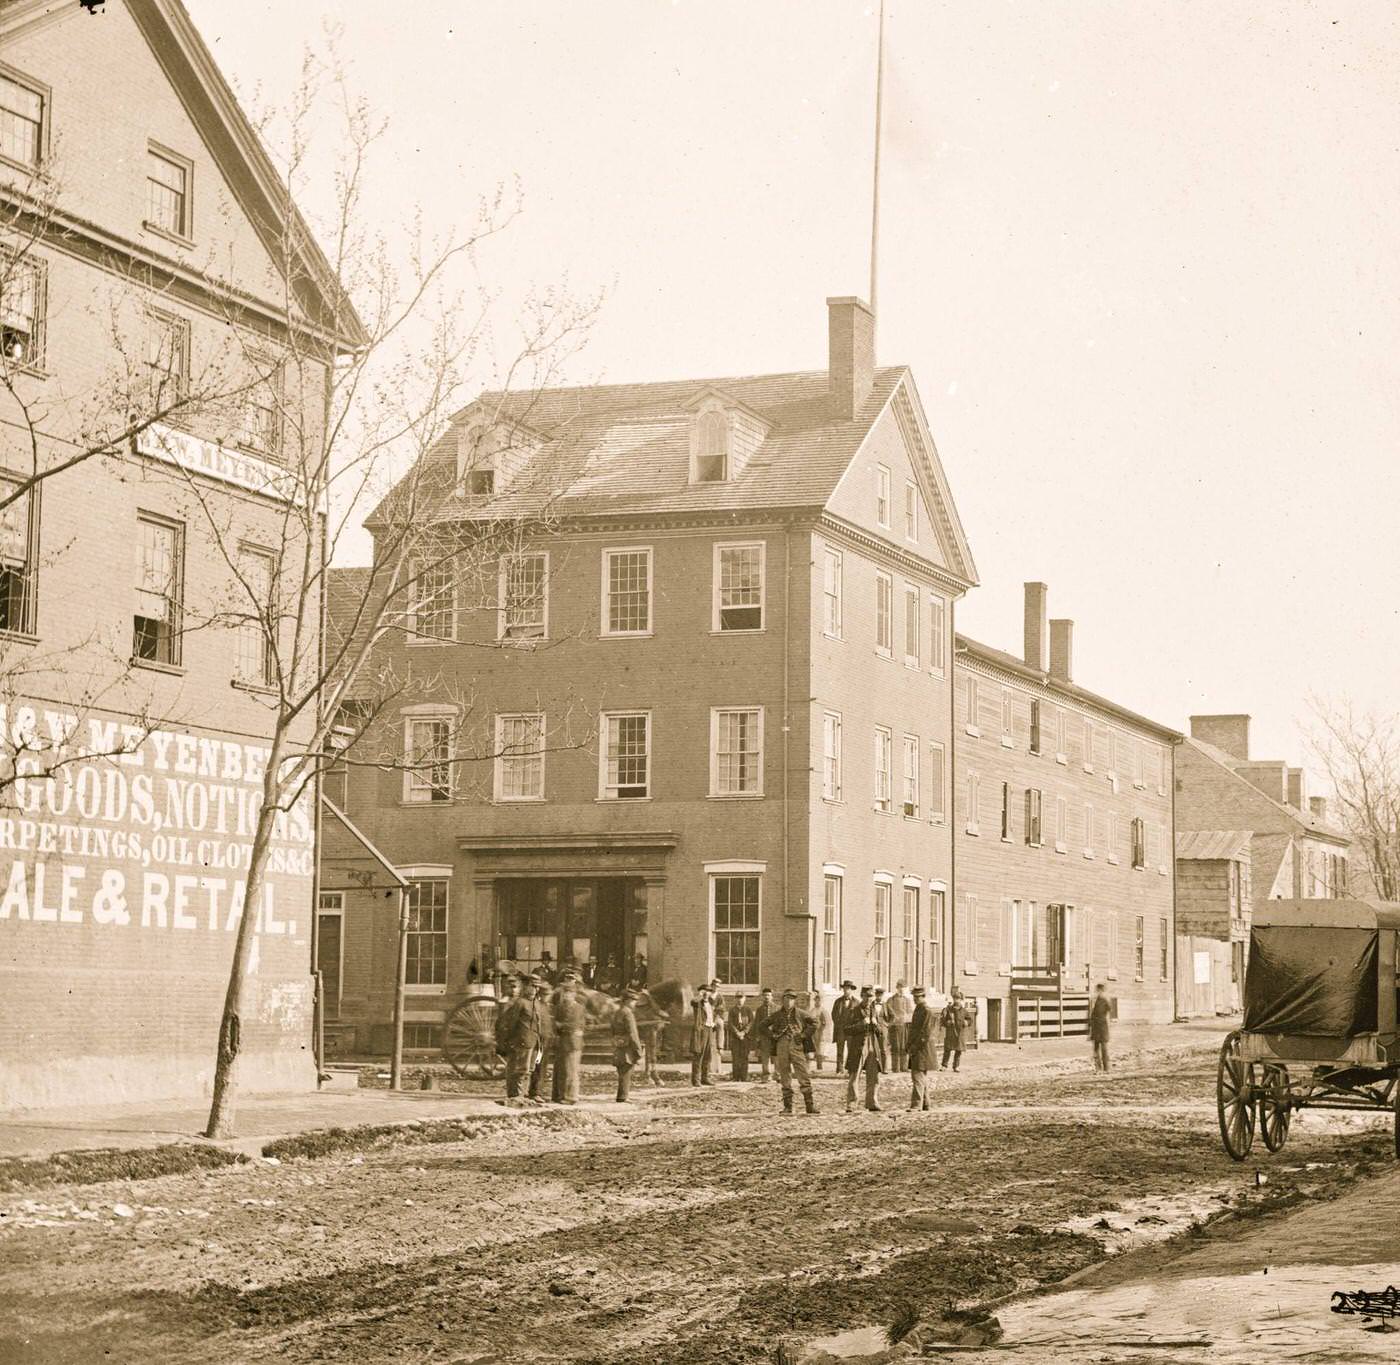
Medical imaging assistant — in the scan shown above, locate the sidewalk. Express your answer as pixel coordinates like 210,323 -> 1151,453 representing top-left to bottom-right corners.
0,1015 -> 1233,1162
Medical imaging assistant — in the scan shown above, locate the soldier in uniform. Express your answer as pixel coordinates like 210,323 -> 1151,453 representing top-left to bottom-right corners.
727,992 -> 754,1081
494,974 -> 522,1087
750,986 -> 777,1081
551,971 -> 587,1104
765,988 -> 818,1114
939,986 -> 973,1072
907,985 -> 934,1111
502,975 -> 551,1105
612,987 -> 643,1101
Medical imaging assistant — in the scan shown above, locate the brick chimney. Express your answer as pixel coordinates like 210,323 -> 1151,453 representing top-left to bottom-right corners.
1309,795 -> 1330,824
1238,761 -> 1288,804
1286,768 -> 1305,810
1023,582 -> 1048,672
1049,619 -> 1073,683
827,296 -> 875,419
1189,714 -> 1251,761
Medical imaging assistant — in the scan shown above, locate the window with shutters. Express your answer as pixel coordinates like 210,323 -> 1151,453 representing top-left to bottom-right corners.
1133,739 -> 1145,788
1024,787 -> 1043,847
1055,706 -> 1068,759
963,892 -> 979,975
1055,795 -> 1067,851
966,674 -> 980,732
146,145 -> 192,239
904,480 -> 918,540
1029,699 -> 1042,754
714,543 -> 764,631
238,353 -> 282,458
711,707 -> 763,796
965,770 -> 981,835
1001,689 -> 1014,742
902,734 -> 919,817
875,464 -> 891,528
1083,717 -> 1095,771
874,726 -> 892,813
904,584 -> 920,666
1159,917 -> 1170,980
822,711 -> 843,801
1134,915 -> 1145,981
0,473 -> 35,634
928,594 -> 946,675
601,711 -> 650,799
499,552 -> 547,641
0,70 -> 47,170
1131,816 -> 1146,869
928,742 -> 946,822
1000,781 -> 1011,841
1106,812 -> 1119,864
1084,802 -> 1096,857
875,571 -> 893,655
1,250 -> 44,370
602,547 -> 652,635
133,513 -> 183,666
823,546 -> 843,638
235,545 -> 276,687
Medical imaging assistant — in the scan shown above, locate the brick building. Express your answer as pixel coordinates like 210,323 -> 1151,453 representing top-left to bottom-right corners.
1173,714 -> 1352,1018
320,296 -> 978,1054
0,1 -> 359,1106
953,585 -> 1180,1038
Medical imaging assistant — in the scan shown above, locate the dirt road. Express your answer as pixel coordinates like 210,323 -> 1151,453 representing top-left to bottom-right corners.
1,1042 -> 1393,1364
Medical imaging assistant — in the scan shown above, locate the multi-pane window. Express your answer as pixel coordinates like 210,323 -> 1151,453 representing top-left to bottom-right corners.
1,252 -> 43,368
145,309 -> 189,405
872,880 -> 891,987
1159,917 -> 1169,981
966,674 -> 980,728
1131,816 -> 1146,869
928,594 -> 946,674
822,711 -> 842,801
0,73 -> 45,168
409,560 -> 455,642
903,585 -> 920,665
602,711 -> 650,799
902,734 -> 919,817
712,874 -> 760,985
147,147 -> 190,237
500,552 -> 547,641
134,513 -> 183,665
901,885 -> 918,983
876,464 -> 891,527
874,571 -> 893,654
1000,781 -> 1012,841
405,879 -> 448,986
822,874 -> 842,987
874,726 -> 892,813
928,888 -> 945,990
1029,699 -> 1042,754
823,547 -> 843,637
712,707 -> 763,796
405,717 -> 452,803
1134,915 -> 1145,981
904,480 -> 918,540
239,357 -> 280,457
495,713 -> 545,801
235,546 -> 276,687
1024,788 -> 1043,847
715,543 -> 764,631
0,475 -> 34,634
928,742 -> 946,821
603,547 -> 652,635
966,771 -> 981,833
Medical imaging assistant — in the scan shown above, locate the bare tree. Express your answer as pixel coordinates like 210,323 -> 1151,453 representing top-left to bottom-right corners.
1307,696 -> 1400,902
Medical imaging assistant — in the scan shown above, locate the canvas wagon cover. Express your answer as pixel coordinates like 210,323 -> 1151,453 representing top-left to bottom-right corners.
1243,926 -> 1378,1036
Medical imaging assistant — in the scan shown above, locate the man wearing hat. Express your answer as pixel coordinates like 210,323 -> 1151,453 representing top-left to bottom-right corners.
751,986 -> 777,1081
727,991 -> 754,1082
764,989 -> 818,1113
501,975 -> 551,1105
907,985 -> 935,1110
611,988 -> 643,1102
940,986 -> 974,1072
886,979 -> 914,1073
551,971 -> 587,1103
845,985 -> 888,1112
830,981 -> 860,1073
690,982 -> 719,1087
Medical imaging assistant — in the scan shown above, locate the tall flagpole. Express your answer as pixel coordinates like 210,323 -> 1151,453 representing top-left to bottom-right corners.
869,0 -> 887,322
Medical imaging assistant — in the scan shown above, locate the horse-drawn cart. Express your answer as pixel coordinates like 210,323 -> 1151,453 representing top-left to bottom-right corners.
1216,899 -> 1400,1160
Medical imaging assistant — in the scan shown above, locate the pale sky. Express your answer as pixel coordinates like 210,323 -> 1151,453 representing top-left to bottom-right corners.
187,0 -> 1400,787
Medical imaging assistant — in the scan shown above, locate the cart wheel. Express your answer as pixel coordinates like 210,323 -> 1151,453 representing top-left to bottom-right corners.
443,996 -> 500,1080
1217,1031 -> 1256,1161
1258,1064 -> 1291,1152
1394,1082 -> 1399,1161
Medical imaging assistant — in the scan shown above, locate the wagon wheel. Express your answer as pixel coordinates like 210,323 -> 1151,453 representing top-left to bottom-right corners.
443,995 -> 500,1079
1394,1080 -> 1400,1160
1216,1031 -> 1256,1161
1258,1064 -> 1291,1152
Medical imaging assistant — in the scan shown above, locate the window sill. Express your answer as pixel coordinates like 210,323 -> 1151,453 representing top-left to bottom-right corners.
494,796 -> 546,805
1001,736 -> 1014,749
595,795 -> 653,803
404,985 -> 447,996
903,812 -> 923,822
904,659 -> 921,671
1000,835 -> 1013,845
1133,781 -> 1146,791
1107,970 -> 1119,982
142,219 -> 197,251
963,960 -> 979,975
399,798 -> 454,808
1159,865 -> 1169,876
231,679 -> 278,697
929,815 -> 946,827
1107,855 -> 1120,866
130,656 -> 185,676
821,796 -> 845,806
1083,849 -> 1095,860
1055,752 -> 1067,765
601,631 -> 655,640
823,631 -> 844,643
707,791 -> 764,801
1029,747 -> 1043,759
965,725 -> 981,738
406,638 -> 457,648
965,823 -> 980,836
874,806 -> 895,817
3,359 -> 48,381
875,648 -> 895,661
0,627 -> 38,647
1054,841 -> 1067,855
710,627 -> 767,637
1083,763 -> 1094,774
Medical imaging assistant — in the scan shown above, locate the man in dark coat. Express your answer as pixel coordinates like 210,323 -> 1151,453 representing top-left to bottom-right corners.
885,980 -> 914,1072
612,988 -> 643,1101
502,975 -> 551,1104
690,983 -> 719,1086
939,987 -> 973,1072
830,980 -> 860,1073
846,990 -> 888,1112
907,985 -> 935,1111
551,972 -> 587,1104
1089,982 -> 1112,1071
766,989 -> 818,1114
727,992 -> 754,1081
751,987 -> 777,1081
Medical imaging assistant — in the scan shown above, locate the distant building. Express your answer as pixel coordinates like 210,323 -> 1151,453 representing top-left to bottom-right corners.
320,297 -> 978,1055
953,584 -> 1180,1039
1173,714 -> 1353,1018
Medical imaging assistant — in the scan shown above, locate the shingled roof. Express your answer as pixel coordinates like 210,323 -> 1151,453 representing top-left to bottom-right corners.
1185,737 -> 1351,844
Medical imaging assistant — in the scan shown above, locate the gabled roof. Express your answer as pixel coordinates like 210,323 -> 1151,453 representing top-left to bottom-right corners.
1176,830 -> 1252,862
1185,738 -> 1351,845
1250,833 -> 1295,898
955,633 -> 1182,742
367,365 -> 977,584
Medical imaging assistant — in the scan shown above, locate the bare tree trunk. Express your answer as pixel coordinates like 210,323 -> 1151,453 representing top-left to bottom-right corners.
205,740 -> 287,1139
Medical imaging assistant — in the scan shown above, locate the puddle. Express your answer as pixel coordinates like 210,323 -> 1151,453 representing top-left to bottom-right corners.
1058,1184 -> 1239,1255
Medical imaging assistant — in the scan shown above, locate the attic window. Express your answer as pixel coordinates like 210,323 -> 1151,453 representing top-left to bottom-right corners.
457,423 -> 501,497
692,408 -> 729,483
465,468 -> 495,497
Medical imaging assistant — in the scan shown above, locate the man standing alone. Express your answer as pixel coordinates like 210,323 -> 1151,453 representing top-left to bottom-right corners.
907,985 -> 934,1111
1090,982 -> 1112,1072
612,988 -> 643,1101
939,987 -> 973,1072
766,989 -> 818,1114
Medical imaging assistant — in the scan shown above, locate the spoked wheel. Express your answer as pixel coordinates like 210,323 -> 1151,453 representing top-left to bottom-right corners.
1217,1030 -> 1256,1161
1393,1080 -> 1399,1160
443,995 -> 500,1079
1258,1064 -> 1291,1152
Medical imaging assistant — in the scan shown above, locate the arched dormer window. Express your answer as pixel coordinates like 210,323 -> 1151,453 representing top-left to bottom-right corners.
692,406 -> 730,483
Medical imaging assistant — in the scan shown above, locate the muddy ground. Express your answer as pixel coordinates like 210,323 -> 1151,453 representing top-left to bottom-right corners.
1,1040 -> 1393,1364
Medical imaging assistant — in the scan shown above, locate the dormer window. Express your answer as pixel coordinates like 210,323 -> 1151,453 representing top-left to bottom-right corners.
465,467 -> 495,496
693,407 -> 729,483
457,422 -> 501,497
